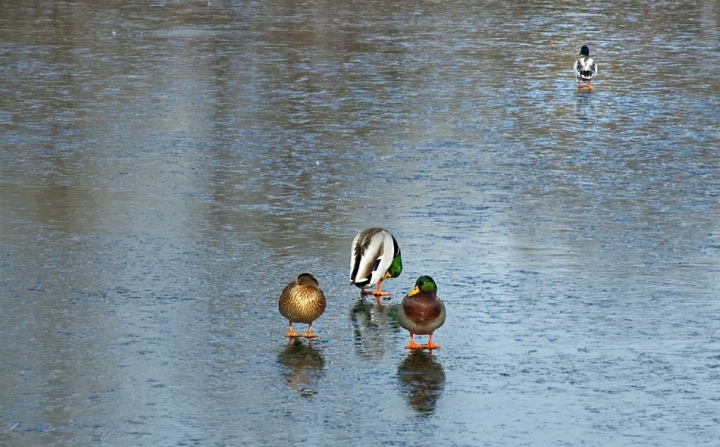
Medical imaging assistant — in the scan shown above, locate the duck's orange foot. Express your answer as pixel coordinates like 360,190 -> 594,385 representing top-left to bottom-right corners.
302,331 -> 318,339
361,280 -> 391,298
422,335 -> 440,350
360,289 -> 391,297
404,333 -> 422,349
285,329 -> 301,338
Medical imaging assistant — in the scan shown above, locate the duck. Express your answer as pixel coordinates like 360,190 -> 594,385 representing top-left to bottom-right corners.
574,45 -> 598,89
278,273 -> 326,338
349,228 -> 403,300
398,276 -> 446,350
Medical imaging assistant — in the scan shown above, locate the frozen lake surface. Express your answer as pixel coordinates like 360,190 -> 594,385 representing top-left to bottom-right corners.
1,0 -> 719,445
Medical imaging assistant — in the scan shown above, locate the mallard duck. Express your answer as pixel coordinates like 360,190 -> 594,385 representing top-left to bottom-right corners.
278,273 -> 326,338
349,228 -> 402,300
398,276 -> 446,350
574,45 -> 598,89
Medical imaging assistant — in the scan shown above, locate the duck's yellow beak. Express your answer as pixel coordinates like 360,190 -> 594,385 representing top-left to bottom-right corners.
382,271 -> 392,280
407,285 -> 420,297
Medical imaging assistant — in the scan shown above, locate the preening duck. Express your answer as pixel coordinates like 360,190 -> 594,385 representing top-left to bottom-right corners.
278,273 -> 326,338
398,276 -> 446,350
574,45 -> 598,89
349,228 -> 402,300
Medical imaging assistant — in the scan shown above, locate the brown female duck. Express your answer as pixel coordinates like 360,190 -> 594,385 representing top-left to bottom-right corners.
278,273 -> 326,338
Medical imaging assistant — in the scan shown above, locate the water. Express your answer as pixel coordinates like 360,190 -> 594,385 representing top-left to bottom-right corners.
1,0 -> 719,445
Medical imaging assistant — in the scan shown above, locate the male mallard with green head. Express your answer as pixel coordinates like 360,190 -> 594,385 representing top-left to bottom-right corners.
398,276 -> 446,350
349,228 -> 403,300
278,273 -> 326,338
574,45 -> 598,89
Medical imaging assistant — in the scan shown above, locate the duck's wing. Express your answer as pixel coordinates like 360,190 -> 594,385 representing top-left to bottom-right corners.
350,228 -> 391,287
278,278 -> 299,309
280,279 -> 298,297
574,59 -> 582,78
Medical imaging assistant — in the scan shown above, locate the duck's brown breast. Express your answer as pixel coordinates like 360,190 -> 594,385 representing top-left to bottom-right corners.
402,293 -> 443,324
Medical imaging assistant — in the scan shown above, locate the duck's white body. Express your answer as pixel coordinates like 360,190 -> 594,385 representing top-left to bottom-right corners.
574,45 -> 598,89
574,56 -> 597,82
349,228 -> 399,290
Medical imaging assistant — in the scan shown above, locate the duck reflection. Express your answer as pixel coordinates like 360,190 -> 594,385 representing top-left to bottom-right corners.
575,90 -> 596,122
351,298 -> 398,360
276,339 -> 325,397
397,350 -> 446,416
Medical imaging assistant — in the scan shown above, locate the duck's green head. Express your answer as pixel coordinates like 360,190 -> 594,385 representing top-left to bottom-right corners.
408,275 -> 437,296
384,249 -> 403,279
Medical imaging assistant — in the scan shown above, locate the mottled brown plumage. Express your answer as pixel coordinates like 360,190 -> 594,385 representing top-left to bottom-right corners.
398,276 -> 446,350
278,273 -> 326,338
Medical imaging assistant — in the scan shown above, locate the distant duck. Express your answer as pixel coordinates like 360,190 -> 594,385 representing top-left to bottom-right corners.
398,276 -> 446,350
349,228 -> 403,300
278,273 -> 326,338
574,45 -> 598,89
